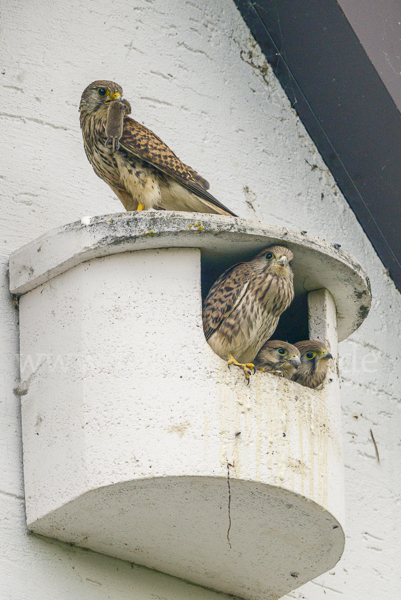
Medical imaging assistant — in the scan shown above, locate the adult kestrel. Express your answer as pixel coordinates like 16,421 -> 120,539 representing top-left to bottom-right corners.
254,340 -> 301,379
79,80 -> 237,215
293,340 -> 333,388
202,246 -> 294,379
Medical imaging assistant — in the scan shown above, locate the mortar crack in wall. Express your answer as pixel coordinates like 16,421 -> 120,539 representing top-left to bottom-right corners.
226,460 -> 234,550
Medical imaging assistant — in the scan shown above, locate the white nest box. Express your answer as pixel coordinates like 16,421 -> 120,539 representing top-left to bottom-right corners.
9,212 -> 371,600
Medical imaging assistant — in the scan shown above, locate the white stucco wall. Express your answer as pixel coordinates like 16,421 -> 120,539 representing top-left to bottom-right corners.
1,0 -> 400,598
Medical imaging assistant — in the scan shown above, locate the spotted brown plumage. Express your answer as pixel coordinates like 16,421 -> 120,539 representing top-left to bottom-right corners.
202,246 -> 294,378
293,340 -> 333,388
79,80 -> 237,216
254,340 -> 301,379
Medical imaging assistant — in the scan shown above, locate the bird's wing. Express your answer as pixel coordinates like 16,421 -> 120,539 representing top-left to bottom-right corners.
203,262 -> 253,341
119,117 -> 237,217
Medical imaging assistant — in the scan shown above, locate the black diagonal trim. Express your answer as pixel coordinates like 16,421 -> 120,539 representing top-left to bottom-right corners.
233,0 -> 401,290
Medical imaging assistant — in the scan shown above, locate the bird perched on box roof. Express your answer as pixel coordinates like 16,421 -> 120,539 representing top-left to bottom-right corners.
79,80 -> 237,216
293,340 -> 333,388
202,246 -> 294,380
254,340 -> 301,379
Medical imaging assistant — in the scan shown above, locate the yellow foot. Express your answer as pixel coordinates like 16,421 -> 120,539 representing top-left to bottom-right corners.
137,203 -> 144,211
257,367 -> 283,376
227,353 -> 255,383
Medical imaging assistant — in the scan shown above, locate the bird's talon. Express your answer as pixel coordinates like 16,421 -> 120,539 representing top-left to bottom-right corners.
137,203 -> 144,211
227,354 -> 255,382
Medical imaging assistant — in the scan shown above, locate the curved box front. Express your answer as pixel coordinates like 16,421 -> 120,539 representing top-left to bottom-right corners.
11,214 -> 371,600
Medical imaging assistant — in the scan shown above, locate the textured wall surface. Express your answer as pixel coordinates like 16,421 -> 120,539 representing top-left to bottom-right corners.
0,0 -> 400,598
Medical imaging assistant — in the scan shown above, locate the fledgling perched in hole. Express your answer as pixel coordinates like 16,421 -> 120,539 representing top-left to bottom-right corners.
293,340 -> 333,388
202,246 -> 294,381
254,340 -> 301,379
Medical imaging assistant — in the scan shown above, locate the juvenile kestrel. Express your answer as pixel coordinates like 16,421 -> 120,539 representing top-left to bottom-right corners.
79,80 -> 237,215
105,99 -> 131,151
254,340 -> 301,379
293,340 -> 333,388
202,246 -> 294,379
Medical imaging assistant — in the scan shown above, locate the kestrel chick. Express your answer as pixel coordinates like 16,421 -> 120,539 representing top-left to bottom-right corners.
105,99 -> 131,151
254,340 -> 301,379
203,246 -> 294,379
79,80 -> 237,215
293,340 -> 333,388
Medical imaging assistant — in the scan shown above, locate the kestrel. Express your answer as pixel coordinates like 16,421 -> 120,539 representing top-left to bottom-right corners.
105,99 -> 131,151
254,340 -> 301,379
79,80 -> 237,215
202,246 -> 294,379
293,341 -> 333,388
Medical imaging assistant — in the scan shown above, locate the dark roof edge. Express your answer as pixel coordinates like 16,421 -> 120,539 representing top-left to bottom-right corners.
233,0 -> 401,290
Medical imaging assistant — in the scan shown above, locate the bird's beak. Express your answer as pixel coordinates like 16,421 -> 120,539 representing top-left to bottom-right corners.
290,356 -> 301,367
322,352 -> 333,360
105,92 -> 122,104
276,255 -> 288,266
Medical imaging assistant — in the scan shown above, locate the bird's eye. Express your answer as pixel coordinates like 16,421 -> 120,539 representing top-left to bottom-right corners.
98,88 -> 108,97
306,351 -> 315,360
265,252 -> 273,260
278,348 -> 286,355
